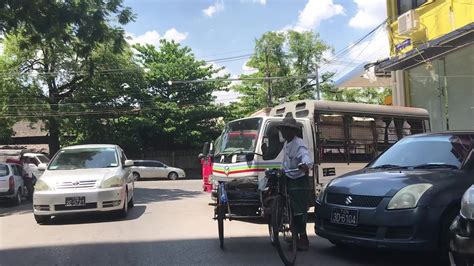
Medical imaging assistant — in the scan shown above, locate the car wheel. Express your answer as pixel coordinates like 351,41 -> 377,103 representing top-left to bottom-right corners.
440,208 -> 460,262
34,214 -> 51,224
117,190 -> 129,219
13,188 -> 22,206
168,172 -> 178,180
133,172 -> 141,181
128,195 -> 134,209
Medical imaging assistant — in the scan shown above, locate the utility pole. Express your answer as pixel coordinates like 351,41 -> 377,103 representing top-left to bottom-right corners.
265,48 -> 272,107
315,65 -> 321,100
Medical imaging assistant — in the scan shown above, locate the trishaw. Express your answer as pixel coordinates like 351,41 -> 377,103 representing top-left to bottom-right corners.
212,165 -> 310,266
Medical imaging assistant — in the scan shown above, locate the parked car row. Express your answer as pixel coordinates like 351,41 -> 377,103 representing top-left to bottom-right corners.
11,144 -> 187,224
314,132 -> 474,263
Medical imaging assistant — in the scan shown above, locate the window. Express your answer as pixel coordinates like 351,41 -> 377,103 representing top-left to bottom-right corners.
152,161 -> 164,168
317,114 -> 347,163
10,165 -> 19,176
348,116 -> 376,162
398,0 -> 427,15
262,123 -> 285,161
48,148 -> 119,170
0,165 -> 9,176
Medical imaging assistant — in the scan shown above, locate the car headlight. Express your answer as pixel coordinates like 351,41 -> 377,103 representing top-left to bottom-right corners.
387,183 -> 432,210
35,179 -> 52,191
317,182 -> 330,203
101,176 -> 124,188
461,186 -> 474,220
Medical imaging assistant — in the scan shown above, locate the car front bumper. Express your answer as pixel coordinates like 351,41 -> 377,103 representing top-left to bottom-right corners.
314,199 -> 441,251
33,187 -> 125,216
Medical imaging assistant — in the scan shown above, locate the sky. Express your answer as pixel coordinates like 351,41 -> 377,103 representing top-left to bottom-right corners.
124,0 -> 391,103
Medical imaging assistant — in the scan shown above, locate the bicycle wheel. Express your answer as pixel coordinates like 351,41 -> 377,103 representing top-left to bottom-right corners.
272,195 -> 297,266
217,205 -> 225,249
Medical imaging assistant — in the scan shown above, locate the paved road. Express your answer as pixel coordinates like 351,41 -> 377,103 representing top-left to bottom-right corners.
1,180 -> 437,266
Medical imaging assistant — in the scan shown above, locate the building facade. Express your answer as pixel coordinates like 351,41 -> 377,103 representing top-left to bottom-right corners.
376,0 -> 473,131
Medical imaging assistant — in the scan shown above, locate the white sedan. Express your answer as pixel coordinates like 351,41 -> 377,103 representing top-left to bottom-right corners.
33,144 -> 135,224
131,160 -> 186,180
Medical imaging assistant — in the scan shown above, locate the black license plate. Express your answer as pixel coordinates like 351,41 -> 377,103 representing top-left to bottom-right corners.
65,197 -> 86,207
330,207 -> 358,226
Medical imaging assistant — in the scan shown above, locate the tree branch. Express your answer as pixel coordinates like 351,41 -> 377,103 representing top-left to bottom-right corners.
57,75 -> 87,100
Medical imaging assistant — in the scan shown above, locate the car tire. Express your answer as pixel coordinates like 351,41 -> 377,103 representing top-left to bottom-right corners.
117,190 -> 129,219
13,187 -> 22,206
128,196 -> 134,209
168,172 -> 178,181
34,214 -> 51,224
133,172 -> 141,181
440,208 -> 460,262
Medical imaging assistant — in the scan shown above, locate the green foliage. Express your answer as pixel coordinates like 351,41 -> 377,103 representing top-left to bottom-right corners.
0,0 -> 135,154
233,30 -> 333,115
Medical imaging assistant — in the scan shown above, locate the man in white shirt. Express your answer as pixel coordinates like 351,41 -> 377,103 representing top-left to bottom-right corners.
277,116 -> 313,251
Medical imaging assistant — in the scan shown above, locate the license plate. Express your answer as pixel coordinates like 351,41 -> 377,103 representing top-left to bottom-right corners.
330,207 -> 359,226
65,197 -> 86,207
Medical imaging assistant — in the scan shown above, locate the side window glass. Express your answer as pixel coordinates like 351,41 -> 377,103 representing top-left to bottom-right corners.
262,123 -> 285,161
12,165 -> 20,176
120,151 -> 126,165
155,162 -> 164,168
317,114 -> 346,163
349,116 -> 376,162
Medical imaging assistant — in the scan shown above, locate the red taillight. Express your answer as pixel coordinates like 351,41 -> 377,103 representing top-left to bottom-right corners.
8,176 -> 14,190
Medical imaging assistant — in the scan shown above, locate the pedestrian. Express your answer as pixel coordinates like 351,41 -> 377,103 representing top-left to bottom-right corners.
276,115 -> 313,251
20,156 -> 35,200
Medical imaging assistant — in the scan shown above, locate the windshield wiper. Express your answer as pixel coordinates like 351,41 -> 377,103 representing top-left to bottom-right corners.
413,163 -> 459,169
369,164 -> 408,170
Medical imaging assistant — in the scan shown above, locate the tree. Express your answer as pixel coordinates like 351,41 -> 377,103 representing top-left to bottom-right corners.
233,30 -> 333,115
133,40 -> 229,149
0,0 -> 134,154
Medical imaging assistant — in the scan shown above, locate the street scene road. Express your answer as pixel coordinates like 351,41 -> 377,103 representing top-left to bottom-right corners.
1,180 -> 436,266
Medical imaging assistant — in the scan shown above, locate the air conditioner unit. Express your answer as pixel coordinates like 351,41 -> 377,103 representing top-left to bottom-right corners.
398,10 -> 419,36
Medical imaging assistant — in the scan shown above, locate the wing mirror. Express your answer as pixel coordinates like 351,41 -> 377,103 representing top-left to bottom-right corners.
124,160 -> 134,168
37,163 -> 47,171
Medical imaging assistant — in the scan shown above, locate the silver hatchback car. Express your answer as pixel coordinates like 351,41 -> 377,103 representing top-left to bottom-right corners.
33,144 -> 135,224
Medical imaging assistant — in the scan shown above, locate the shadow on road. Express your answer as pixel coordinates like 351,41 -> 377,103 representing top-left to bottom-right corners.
133,187 -> 202,204
0,201 -> 33,217
45,205 -> 147,226
0,236 -> 444,266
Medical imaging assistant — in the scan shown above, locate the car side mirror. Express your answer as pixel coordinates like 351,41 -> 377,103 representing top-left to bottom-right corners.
124,160 -> 134,168
38,163 -> 47,171
462,149 -> 474,170
245,153 -> 255,162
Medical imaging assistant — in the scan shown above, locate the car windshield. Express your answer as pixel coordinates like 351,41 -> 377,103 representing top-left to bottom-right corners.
218,118 -> 262,155
37,155 -> 50,164
369,135 -> 473,169
0,164 -> 9,176
48,147 -> 118,170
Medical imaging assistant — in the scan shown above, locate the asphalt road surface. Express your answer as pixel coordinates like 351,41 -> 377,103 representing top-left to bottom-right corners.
1,180 -> 440,266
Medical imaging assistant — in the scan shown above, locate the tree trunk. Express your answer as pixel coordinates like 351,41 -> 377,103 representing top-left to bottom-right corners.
48,117 -> 60,156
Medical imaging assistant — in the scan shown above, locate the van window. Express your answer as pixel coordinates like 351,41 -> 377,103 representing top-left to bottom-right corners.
262,123 -> 285,161
317,114 -> 347,163
0,164 -> 9,176
348,116 -> 376,162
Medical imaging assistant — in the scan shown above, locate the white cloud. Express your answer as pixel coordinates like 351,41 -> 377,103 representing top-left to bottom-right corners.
203,1 -> 224,18
163,28 -> 188,42
241,0 -> 267,5
329,27 -> 390,80
292,0 -> 345,32
349,0 -> 387,29
127,30 -> 161,47
213,90 -> 242,105
127,28 -> 188,48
